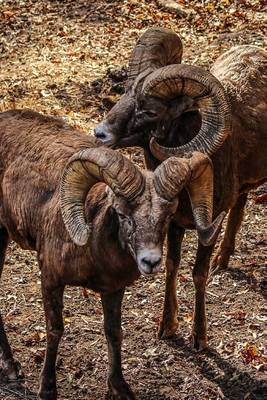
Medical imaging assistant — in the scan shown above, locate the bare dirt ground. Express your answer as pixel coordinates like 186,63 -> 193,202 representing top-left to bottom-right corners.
0,1 -> 266,399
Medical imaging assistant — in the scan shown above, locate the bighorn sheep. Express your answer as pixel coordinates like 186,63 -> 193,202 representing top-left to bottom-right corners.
0,109 -> 222,399
95,28 -> 267,347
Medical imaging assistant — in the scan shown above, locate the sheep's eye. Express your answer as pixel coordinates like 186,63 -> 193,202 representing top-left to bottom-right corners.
118,214 -> 133,228
118,212 -> 133,224
144,110 -> 158,118
118,213 -> 127,220
136,109 -> 158,120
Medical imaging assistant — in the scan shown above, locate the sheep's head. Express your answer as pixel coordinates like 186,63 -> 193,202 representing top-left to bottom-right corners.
105,176 -> 177,275
60,146 -> 173,275
95,93 -> 197,149
95,27 -> 184,148
95,29 -> 232,161
94,92 -> 138,148
60,148 -> 225,276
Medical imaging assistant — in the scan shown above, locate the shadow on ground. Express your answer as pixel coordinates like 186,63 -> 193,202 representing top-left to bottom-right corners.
165,337 -> 266,400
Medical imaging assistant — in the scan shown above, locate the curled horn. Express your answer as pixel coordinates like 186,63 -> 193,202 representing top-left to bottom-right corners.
144,64 -> 231,158
154,152 -> 226,246
126,27 -> 183,91
153,156 -> 191,201
60,147 -> 144,246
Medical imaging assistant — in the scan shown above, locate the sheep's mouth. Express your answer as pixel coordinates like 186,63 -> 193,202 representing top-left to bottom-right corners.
136,248 -> 163,276
94,132 -> 116,147
138,263 -> 162,277
113,131 -> 147,149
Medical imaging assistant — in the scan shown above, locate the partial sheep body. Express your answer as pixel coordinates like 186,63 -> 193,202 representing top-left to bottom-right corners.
94,29 -> 267,349
202,45 -> 266,274
0,109 -> 217,399
212,45 -> 267,188
0,109 -> 168,400
0,110 -> 94,251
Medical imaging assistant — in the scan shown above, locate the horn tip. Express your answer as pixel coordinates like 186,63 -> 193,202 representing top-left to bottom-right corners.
198,211 -> 226,247
72,224 -> 91,246
149,137 -> 168,161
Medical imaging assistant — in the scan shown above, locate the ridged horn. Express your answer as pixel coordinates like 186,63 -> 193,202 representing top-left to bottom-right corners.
154,152 -> 226,246
126,28 -> 183,91
144,64 -> 231,158
60,147 -> 144,246
153,157 -> 191,201
187,153 -> 226,246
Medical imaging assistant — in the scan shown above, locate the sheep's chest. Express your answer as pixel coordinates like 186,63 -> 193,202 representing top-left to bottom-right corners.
56,241 -> 139,293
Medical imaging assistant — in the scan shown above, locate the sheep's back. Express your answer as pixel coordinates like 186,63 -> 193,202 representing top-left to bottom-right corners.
0,109 -> 99,249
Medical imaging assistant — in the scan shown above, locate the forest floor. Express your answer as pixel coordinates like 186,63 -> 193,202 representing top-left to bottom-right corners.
0,1 -> 266,399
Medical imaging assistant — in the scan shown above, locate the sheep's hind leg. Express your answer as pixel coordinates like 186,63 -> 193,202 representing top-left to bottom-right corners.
158,223 -> 185,339
38,280 -> 64,400
101,289 -> 135,400
211,193 -> 248,274
0,226 -> 22,382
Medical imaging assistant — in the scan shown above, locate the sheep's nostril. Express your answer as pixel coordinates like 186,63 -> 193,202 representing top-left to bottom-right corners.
94,128 -> 107,140
141,256 -> 161,270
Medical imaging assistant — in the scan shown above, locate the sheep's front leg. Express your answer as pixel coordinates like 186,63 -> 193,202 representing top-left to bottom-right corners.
101,289 -> 135,400
192,241 -> 214,351
159,222 -> 185,339
211,193 -> 248,273
0,226 -> 22,382
39,282 -> 64,400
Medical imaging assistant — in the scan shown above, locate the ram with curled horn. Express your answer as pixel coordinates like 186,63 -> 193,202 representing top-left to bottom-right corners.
95,29 -> 267,349
0,109 -> 228,397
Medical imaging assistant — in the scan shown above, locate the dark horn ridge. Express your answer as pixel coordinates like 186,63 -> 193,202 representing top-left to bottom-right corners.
144,64 -> 232,159
60,147 -> 145,246
153,156 -> 191,201
126,28 -> 183,91
154,152 -> 226,247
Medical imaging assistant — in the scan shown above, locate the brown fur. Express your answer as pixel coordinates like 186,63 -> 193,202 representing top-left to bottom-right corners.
95,44 -> 267,349
154,46 -> 267,345
0,109 -> 179,399
148,46 -> 267,344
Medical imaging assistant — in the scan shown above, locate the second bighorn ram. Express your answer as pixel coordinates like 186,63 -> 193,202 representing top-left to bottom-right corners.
0,109 -> 221,399
95,28 -> 267,347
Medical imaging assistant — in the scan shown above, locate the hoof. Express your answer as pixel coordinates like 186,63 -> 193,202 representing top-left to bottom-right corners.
158,318 -> 178,339
38,388 -> 57,400
107,392 -> 136,400
210,250 -> 231,276
191,333 -> 208,352
0,360 -> 24,383
107,378 -> 136,400
209,263 -> 228,282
